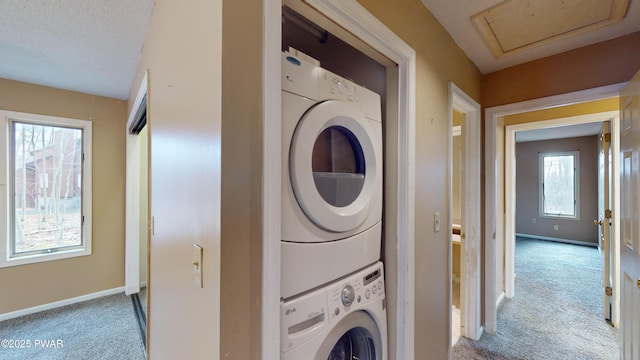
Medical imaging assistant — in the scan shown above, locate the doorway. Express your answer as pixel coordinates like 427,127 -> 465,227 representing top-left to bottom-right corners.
125,72 -> 150,350
505,110 -> 619,324
484,85 -> 624,334
449,83 -> 482,345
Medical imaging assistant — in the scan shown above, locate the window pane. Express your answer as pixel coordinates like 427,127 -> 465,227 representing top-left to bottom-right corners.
543,154 -> 575,216
12,122 -> 83,255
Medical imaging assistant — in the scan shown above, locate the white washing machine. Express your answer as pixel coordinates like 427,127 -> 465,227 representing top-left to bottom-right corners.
281,261 -> 387,360
281,48 -> 383,299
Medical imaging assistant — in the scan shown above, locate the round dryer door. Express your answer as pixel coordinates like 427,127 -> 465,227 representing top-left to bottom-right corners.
314,311 -> 383,360
290,100 -> 380,233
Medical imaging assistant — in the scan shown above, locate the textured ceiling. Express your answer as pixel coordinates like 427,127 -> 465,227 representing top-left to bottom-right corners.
2,1 -> 637,99
0,0 -> 155,100
422,0 -> 640,73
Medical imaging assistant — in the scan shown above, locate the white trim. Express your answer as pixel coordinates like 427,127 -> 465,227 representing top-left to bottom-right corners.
0,287 -> 125,322
263,1 -> 416,359
262,1 -> 282,359
610,111 -> 621,328
515,233 -> 598,247
505,111 -> 618,299
485,85 -> 623,334
496,291 -> 505,308
449,83 -> 482,341
125,71 -> 148,296
538,151 -> 580,220
0,111 -> 92,268
484,104 -> 498,334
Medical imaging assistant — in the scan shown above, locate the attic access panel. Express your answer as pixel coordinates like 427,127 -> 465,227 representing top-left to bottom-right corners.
472,0 -> 629,58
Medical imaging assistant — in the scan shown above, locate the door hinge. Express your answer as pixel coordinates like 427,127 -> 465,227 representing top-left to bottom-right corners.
150,216 -> 155,236
605,209 -> 612,219
603,133 -> 611,142
605,286 -> 613,296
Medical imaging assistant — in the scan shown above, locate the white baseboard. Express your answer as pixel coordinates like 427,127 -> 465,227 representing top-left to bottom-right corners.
515,233 -> 597,247
0,286 -> 125,322
475,326 -> 484,341
496,291 -> 506,308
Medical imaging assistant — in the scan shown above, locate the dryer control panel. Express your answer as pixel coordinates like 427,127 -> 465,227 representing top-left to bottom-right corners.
282,47 -> 382,122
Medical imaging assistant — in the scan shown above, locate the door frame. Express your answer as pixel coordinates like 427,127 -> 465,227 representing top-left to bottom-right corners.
262,1 -> 416,359
125,71 -> 149,296
484,82 -> 625,334
504,110 -> 619,300
597,120 -> 613,321
449,83 -> 482,341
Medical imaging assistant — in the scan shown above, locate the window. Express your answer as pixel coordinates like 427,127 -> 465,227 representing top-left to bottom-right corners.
1,111 -> 92,267
539,151 -> 579,219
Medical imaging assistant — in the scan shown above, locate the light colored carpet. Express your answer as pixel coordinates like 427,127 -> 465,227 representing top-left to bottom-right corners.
0,293 -> 145,360
453,237 -> 619,359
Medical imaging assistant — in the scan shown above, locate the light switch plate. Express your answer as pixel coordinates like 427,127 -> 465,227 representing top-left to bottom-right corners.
193,244 -> 203,288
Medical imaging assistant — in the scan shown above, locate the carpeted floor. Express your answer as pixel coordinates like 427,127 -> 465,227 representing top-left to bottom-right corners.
0,293 -> 145,360
453,237 -> 619,359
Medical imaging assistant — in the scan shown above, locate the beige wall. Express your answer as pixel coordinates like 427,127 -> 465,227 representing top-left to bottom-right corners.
358,0 -> 482,357
515,136 -> 599,244
128,0 -> 222,358
483,31 -> 640,108
0,78 -> 126,314
220,0 -> 263,359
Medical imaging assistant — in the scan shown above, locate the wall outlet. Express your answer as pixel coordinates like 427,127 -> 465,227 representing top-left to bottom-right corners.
553,225 -> 559,231
531,218 -> 537,224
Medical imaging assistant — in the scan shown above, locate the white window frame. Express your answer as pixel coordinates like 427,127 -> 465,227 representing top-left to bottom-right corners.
0,110 -> 92,267
538,150 -> 580,220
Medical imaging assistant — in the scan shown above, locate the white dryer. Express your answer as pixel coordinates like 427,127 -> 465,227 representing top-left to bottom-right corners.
281,48 -> 383,299
281,261 -> 387,360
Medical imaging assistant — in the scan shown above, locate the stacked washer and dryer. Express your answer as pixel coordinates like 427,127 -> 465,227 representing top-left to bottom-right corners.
280,48 -> 387,360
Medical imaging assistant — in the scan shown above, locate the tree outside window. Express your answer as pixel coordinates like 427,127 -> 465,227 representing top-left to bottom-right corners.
1,111 -> 92,267
539,151 -> 579,219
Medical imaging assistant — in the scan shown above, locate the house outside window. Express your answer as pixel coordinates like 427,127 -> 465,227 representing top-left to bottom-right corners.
539,151 -> 580,220
0,111 -> 92,267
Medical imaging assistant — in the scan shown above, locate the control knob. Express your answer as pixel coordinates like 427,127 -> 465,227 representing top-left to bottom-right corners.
341,285 -> 355,307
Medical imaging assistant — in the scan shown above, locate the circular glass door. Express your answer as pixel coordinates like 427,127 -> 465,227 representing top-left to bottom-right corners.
312,126 -> 366,208
290,100 -> 380,233
327,327 -> 376,360
314,312 -> 383,360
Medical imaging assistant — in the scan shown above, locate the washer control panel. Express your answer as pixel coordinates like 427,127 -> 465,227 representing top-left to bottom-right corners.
327,262 -> 385,322
281,262 -> 385,354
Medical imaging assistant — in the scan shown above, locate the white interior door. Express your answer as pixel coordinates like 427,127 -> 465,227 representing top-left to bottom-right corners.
597,121 -> 612,321
620,70 -> 640,359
